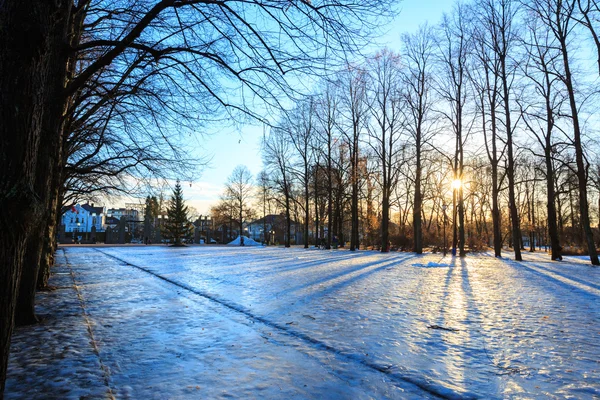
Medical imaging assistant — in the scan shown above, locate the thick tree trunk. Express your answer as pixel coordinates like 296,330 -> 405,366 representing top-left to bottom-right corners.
413,140 -> 422,254
314,168 -> 319,247
350,141 -> 359,251
529,185 -> 536,253
304,168 -> 309,249
502,68 -> 522,261
560,37 -> 599,265
38,195 -> 59,289
492,169 -> 502,257
458,186 -> 466,257
16,80 -> 68,325
546,149 -> 561,260
0,0 -> 71,392
381,186 -> 390,252
285,193 -> 291,248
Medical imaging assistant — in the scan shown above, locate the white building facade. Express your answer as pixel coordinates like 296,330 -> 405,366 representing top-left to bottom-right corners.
62,203 -> 105,234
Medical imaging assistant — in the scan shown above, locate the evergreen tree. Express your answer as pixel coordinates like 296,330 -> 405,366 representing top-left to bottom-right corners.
143,196 -> 156,243
164,181 -> 191,246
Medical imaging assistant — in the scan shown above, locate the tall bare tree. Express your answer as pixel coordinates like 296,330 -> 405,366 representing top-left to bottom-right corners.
436,3 -> 472,257
225,165 -> 254,242
264,127 -> 296,247
401,26 -> 437,254
315,83 -> 341,249
525,0 -> 600,264
366,49 -> 404,252
339,65 -> 369,251
287,99 -> 316,248
518,14 -> 565,260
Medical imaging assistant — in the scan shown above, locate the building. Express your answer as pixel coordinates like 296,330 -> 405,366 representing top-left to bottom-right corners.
61,203 -> 105,237
246,214 -> 303,245
106,207 -> 144,239
106,207 -> 140,221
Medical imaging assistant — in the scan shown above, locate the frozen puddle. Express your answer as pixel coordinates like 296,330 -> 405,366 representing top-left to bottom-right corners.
6,246 -> 600,399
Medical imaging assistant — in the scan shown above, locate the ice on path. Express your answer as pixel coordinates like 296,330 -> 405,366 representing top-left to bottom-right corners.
6,246 -> 600,399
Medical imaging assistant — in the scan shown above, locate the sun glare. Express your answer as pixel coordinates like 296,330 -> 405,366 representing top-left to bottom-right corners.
451,179 -> 462,190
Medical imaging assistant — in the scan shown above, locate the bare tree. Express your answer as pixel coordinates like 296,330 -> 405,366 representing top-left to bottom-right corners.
524,0 -> 599,264
225,165 -> 254,242
287,99 -> 316,248
263,127 -> 296,247
470,1 -> 508,257
365,49 -> 404,252
401,26 -> 437,254
314,83 -> 341,249
518,13 -> 566,260
435,3 -> 473,257
338,65 -> 369,251
1,0 -> 396,386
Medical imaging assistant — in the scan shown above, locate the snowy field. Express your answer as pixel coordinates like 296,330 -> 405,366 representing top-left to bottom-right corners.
5,246 -> 600,399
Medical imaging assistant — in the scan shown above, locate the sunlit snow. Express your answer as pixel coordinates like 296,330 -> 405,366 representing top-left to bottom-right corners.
6,246 -> 600,399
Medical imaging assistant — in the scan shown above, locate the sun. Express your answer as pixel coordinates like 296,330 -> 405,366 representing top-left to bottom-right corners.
451,179 -> 462,190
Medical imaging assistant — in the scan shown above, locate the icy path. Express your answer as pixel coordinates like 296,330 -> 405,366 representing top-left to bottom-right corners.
6,247 -> 600,399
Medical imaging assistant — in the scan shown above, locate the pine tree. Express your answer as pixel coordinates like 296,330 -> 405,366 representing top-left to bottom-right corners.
164,181 -> 191,246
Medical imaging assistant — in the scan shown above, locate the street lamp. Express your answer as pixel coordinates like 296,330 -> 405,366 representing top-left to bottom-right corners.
441,204 -> 448,257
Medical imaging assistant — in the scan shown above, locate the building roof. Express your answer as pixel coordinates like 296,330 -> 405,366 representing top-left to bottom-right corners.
248,214 -> 299,226
105,216 -> 121,225
81,203 -> 104,215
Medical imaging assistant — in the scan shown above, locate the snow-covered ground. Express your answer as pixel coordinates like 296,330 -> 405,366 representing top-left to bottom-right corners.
5,246 -> 600,399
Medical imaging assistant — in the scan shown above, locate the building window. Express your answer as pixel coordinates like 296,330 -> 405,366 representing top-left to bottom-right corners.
93,217 -> 96,225
76,217 -> 79,223
71,217 -> 73,223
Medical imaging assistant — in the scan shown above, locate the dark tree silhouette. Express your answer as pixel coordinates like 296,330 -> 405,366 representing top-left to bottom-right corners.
164,181 -> 191,246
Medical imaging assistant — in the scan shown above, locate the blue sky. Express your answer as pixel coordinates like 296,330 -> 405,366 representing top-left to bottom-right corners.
131,0 -> 457,214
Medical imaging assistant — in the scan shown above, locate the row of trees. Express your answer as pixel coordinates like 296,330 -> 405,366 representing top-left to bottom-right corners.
0,0 -> 392,393
258,0 -> 600,263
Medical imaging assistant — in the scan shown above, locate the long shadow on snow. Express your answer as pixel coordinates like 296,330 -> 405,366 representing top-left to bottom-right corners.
274,254 -> 416,315
93,248 -> 466,400
275,253 -> 414,297
517,261 -> 600,292
242,251 -> 366,276
504,259 -> 600,298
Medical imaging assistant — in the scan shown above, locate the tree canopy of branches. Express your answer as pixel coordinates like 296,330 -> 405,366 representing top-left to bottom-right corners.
258,0 -> 600,267
0,0 -> 396,390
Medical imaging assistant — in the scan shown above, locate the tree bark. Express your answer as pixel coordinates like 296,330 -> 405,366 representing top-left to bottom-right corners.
501,52 -> 522,261
413,133 -> 423,254
0,0 -> 71,392
559,31 -> 599,265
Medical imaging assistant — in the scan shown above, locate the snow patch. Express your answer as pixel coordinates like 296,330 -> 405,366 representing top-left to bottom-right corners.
411,261 -> 452,268
227,235 -> 262,246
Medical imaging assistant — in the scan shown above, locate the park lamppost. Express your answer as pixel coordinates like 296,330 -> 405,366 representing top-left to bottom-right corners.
441,204 -> 448,256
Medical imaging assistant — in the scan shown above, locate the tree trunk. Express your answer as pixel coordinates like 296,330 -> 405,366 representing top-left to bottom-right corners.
0,0 -> 71,392
285,193 -> 291,248
545,147 -> 561,260
304,166 -> 309,249
381,186 -> 390,252
413,139 -> 422,254
560,35 -> 599,264
502,64 -> 522,261
350,137 -> 359,251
